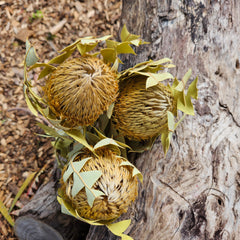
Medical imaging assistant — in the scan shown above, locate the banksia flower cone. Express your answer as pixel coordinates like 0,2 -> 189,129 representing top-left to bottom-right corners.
60,148 -> 138,221
112,76 -> 177,141
44,56 -> 118,126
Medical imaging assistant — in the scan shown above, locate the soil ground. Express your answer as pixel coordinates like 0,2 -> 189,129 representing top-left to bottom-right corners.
0,1 -> 121,239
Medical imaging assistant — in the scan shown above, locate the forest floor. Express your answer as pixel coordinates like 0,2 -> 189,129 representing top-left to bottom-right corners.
0,1 -> 121,239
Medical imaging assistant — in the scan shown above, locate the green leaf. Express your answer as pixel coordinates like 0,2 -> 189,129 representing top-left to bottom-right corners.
177,94 -> 195,115
28,62 -> 56,72
146,72 -> 174,89
65,129 -> 94,151
111,58 -> 120,72
72,172 -> 84,197
120,24 -> 140,42
167,111 -> 175,132
38,66 -> 56,79
59,35 -> 111,54
116,42 -> 136,55
100,48 -> 117,63
48,48 -> 76,65
9,172 -> 36,213
65,159 -> 104,207
187,76 -> 198,99
130,39 -> 142,46
66,142 -> 84,160
96,35 -> 112,41
106,40 -> 118,48
171,78 -> 179,89
37,122 -> 72,142
161,130 -> 173,155
120,24 -> 131,42
79,171 -> 102,188
58,191 -> 117,226
60,199 -> 75,217
63,157 -> 91,182
107,220 -> 133,240
77,42 -> 98,55
94,138 -> 122,150
25,40 -> 39,67
127,138 -> 154,153
151,58 -> 172,65
85,188 -> 104,207
106,103 -> 115,119
23,88 -> 38,116
0,200 -> 14,227
86,131 -> 101,146
175,69 -> 192,91
120,161 -> 143,183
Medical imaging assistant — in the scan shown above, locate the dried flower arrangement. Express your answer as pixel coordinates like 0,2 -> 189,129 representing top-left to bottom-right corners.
22,25 -> 198,239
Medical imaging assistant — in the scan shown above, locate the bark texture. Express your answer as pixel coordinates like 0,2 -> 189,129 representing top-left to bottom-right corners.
87,0 -> 240,239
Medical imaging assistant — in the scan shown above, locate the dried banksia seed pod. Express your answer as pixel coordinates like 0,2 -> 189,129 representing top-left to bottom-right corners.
44,56 -> 118,126
112,76 -> 177,141
60,148 -> 138,221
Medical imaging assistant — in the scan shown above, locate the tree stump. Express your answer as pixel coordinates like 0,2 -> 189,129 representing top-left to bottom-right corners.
86,0 -> 240,239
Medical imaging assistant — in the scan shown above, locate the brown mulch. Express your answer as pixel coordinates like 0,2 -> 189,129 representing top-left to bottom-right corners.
0,0 -> 122,239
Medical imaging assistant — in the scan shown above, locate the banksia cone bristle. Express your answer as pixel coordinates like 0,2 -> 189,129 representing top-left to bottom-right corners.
44,56 -> 118,126
112,76 -> 177,141
60,148 -> 138,221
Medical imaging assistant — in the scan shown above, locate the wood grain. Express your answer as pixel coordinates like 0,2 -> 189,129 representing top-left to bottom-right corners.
87,0 -> 240,239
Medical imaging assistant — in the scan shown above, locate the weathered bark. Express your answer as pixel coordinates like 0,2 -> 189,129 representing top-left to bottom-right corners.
17,167 -> 90,240
17,1 -> 240,240
87,0 -> 240,240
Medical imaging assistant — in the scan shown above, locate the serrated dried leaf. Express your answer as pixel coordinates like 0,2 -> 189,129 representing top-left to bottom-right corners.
100,48 -> 117,63
77,42 -> 98,55
187,76 -> 198,99
146,72 -> 174,89
63,157 -> 90,182
175,69 -> 192,91
116,42 -> 136,55
120,24 -> 140,42
48,48 -> 76,65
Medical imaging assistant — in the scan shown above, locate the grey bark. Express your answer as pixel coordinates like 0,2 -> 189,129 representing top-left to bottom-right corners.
87,0 -> 240,240
17,1 -> 240,240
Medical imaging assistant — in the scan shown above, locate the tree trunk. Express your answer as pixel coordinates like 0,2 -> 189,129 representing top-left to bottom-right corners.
87,0 -> 240,239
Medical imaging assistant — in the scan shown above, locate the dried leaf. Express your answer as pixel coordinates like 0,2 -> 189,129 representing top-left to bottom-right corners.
25,40 -> 39,67
107,220 -> 133,240
120,24 -> 140,42
187,76 -> 198,99
93,138 -> 122,150
65,129 -> 94,152
120,160 -> 143,182
175,69 -> 192,91
146,72 -> 174,89
23,87 -> 38,116
0,200 -> 14,227
63,159 -> 103,207
100,48 -> 116,63
116,42 -> 136,55
9,172 -> 36,213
